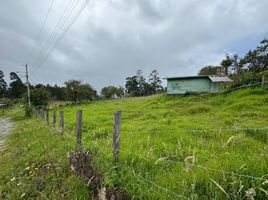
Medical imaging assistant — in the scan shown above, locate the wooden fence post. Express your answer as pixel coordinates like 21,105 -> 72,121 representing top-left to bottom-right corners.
76,110 -> 82,147
41,109 -> 45,121
59,111 -> 64,134
113,111 -> 122,165
52,111 -> 56,128
46,109 -> 49,125
262,75 -> 265,88
34,110 -> 38,118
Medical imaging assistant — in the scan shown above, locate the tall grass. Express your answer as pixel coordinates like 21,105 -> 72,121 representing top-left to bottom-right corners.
0,87 -> 268,199
49,87 -> 268,199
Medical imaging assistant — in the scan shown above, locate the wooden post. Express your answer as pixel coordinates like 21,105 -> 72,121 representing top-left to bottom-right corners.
76,110 -> 82,147
262,75 -> 265,88
52,111 -> 56,128
41,109 -> 45,121
34,110 -> 38,118
46,109 -> 49,125
113,111 -> 122,165
59,111 -> 64,134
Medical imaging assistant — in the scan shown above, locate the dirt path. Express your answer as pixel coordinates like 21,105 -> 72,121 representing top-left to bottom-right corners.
0,118 -> 13,150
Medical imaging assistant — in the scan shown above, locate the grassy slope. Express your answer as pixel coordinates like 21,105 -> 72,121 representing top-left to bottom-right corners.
0,109 -> 89,199
1,87 -> 268,199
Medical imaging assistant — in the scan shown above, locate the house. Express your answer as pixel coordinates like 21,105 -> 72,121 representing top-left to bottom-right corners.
165,75 -> 233,95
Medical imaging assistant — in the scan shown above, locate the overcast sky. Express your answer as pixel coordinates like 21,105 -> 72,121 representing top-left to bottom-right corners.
0,0 -> 268,91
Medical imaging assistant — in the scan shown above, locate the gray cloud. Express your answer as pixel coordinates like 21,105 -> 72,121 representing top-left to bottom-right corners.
0,0 -> 268,91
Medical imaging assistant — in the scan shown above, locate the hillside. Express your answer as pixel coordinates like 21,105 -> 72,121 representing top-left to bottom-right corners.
1,87 -> 268,199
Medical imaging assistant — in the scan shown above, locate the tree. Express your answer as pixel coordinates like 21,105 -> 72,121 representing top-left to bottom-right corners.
0,70 -> 7,98
30,87 -> 50,108
65,80 -> 81,103
115,86 -> 124,98
8,72 -> 26,99
221,55 -> 233,75
240,39 -> 268,74
101,86 -> 124,99
148,70 -> 163,93
65,80 -> 96,103
78,83 -> 96,102
136,69 -> 146,95
198,66 -> 224,76
125,76 -> 139,96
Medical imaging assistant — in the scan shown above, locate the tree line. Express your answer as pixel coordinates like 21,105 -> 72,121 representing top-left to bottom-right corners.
198,39 -> 268,86
0,69 -> 163,107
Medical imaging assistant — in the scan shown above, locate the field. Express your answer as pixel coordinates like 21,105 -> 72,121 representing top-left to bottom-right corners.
1,87 -> 268,199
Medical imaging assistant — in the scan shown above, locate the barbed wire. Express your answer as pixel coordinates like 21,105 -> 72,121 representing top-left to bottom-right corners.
121,126 -> 268,135
224,81 -> 268,93
165,159 -> 268,181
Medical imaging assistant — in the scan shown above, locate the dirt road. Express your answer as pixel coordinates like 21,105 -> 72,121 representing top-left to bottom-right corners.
0,118 -> 13,150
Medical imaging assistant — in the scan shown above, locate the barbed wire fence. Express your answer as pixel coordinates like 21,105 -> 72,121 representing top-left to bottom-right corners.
32,82 -> 268,199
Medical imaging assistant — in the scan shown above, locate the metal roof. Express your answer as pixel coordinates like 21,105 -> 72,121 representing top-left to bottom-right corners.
208,76 -> 233,82
164,75 -> 232,82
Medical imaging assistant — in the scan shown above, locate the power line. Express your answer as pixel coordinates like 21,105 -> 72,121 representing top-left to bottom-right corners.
32,0 -> 89,73
31,0 -> 89,76
31,0 -> 77,67
26,0 -> 55,64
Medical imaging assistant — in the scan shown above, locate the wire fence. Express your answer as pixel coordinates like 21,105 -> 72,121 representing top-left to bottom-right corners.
122,126 -> 268,134
224,81 -> 268,93
164,159 -> 268,181
32,82 -> 268,199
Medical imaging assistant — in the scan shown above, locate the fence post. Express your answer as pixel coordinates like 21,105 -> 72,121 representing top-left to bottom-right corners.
52,111 -> 56,128
46,109 -> 49,125
262,75 -> 265,88
76,110 -> 82,147
41,109 -> 45,121
34,110 -> 38,118
113,111 -> 122,165
59,111 -> 64,134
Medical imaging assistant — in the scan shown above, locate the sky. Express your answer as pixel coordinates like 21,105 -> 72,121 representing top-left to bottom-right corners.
0,0 -> 268,91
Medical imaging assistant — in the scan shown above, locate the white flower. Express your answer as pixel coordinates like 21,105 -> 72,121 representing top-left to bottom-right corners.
10,177 -> 16,182
20,193 -> 25,198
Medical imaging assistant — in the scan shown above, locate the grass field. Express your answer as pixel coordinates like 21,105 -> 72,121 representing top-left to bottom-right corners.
1,87 -> 268,199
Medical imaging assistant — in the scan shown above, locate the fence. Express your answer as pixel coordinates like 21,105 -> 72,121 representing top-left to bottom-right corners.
33,108 -> 268,199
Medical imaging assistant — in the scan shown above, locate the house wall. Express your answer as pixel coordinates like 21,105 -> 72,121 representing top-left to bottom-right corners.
167,78 -> 220,94
209,82 -> 220,93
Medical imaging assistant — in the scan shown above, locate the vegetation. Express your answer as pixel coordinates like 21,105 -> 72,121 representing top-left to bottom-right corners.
1,86 -> 267,199
198,39 -> 268,87
125,69 -> 164,97
101,86 -> 124,99
0,108 -> 89,199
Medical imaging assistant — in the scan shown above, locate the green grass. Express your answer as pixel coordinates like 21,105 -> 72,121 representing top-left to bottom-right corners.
1,87 -> 268,199
0,109 -> 89,199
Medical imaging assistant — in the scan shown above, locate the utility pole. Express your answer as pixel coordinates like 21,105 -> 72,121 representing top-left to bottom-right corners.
25,64 -> 31,108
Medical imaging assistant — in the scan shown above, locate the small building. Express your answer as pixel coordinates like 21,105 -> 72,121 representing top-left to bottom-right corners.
165,75 -> 232,95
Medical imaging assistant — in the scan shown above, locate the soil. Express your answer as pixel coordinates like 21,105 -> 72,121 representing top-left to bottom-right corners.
0,118 -> 13,150
68,149 -> 132,200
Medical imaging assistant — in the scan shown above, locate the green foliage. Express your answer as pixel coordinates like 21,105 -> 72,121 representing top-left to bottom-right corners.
198,66 -> 224,76
1,88 -> 268,199
29,87 -> 50,108
64,80 -> 96,103
0,70 -> 7,98
125,69 -> 163,97
48,87 -> 267,199
7,72 -> 26,99
198,39 -> 268,88
0,109 -> 88,199
101,86 -> 124,99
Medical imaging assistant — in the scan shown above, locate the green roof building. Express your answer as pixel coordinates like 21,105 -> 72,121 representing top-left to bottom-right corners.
165,75 -> 232,95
